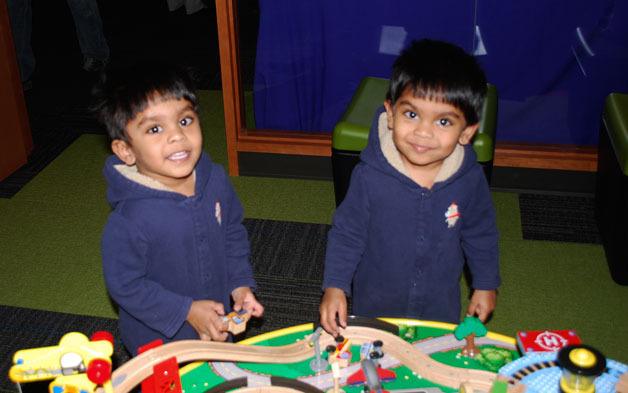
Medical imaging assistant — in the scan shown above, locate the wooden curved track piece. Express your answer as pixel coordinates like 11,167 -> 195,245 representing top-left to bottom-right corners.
110,326 -> 524,393
111,339 -> 315,393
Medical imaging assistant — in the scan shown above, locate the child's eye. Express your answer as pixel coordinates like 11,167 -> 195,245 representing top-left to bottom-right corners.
147,125 -> 163,134
180,116 -> 194,126
437,118 -> 452,127
403,111 -> 418,119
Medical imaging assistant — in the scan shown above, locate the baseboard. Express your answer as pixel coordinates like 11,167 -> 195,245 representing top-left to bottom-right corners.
238,152 -> 597,195
234,134 -> 599,172
491,167 -> 596,195
238,152 -> 333,180
494,143 -> 597,172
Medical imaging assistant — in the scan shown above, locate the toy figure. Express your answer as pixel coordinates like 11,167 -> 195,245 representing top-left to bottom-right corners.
223,309 -> 251,335
557,344 -> 606,393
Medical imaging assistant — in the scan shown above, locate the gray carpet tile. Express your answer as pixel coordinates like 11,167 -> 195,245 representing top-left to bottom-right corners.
519,193 -> 601,244
244,218 -> 328,280
245,274 -> 323,333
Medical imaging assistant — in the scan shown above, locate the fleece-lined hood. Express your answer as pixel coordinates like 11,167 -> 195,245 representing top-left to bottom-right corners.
360,106 -> 478,190
104,152 -> 213,207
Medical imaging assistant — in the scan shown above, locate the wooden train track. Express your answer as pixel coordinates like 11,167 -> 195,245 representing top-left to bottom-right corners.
111,326 -> 524,393
111,339 -> 315,392
510,360 -> 557,381
333,326 -> 519,392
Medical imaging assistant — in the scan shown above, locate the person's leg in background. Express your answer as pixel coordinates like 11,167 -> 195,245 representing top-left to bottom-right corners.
6,0 -> 35,87
65,0 -> 109,72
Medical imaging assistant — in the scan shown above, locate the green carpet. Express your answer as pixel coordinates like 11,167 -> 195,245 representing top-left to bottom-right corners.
0,198 -> 11,210
471,239 -> 628,359
0,135 -> 112,317
1,91 -> 627,363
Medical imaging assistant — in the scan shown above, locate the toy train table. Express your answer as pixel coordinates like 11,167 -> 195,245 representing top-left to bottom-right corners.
10,317 -> 628,393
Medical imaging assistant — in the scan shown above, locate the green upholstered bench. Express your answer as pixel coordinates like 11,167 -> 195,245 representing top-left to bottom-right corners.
331,77 -> 498,206
596,92 -> 628,285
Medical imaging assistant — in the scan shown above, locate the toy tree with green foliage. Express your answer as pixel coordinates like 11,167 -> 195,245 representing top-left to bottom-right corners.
454,316 -> 488,357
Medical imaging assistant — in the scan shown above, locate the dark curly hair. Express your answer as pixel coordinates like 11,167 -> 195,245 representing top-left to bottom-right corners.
387,39 -> 487,125
91,61 -> 198,142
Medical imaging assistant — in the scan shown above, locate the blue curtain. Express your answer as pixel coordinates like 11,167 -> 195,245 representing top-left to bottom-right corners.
254,0 -> 628,145
476,0 -> 628,144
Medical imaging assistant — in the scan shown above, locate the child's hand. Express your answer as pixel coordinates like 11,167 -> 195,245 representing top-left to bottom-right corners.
467,289 -> 497,322
319,287 -> 347,336
231,286 -> 264,317
187,300 -> 229,341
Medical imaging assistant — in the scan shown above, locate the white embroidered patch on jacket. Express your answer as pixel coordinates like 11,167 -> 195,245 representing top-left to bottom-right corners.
215,201 -> 222,225
445,202 -> 460,228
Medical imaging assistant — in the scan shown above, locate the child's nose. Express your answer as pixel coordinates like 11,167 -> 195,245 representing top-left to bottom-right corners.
167,126 -> 186,143
414,121 -> 433,138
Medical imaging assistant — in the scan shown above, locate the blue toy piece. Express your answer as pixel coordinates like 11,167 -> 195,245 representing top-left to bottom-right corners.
499,351 -> 628,393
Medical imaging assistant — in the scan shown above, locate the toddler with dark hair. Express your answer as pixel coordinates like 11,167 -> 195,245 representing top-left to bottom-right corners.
93,62 -> 263,354
320,39 -> 499,335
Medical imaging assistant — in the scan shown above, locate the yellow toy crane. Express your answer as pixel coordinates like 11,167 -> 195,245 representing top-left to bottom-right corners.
9,331 -> 114,393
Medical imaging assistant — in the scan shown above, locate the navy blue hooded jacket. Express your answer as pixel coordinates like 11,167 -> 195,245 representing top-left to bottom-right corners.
322,108 -> 500,323
101,153 -> 255,354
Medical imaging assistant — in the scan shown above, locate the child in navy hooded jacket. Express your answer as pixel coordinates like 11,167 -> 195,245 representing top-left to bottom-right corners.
320,40 -> 500,336
93,62 -> 263,354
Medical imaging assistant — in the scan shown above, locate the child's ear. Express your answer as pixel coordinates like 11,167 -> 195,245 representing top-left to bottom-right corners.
383,100 -> 394,130
111,140 -> 136,165
458,123 -> 479,145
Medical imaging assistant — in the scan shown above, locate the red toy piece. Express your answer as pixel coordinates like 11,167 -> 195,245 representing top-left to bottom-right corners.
137,340 -> 182,393
153,357 -> 182,393
517,330 -> 581,353
86,358 -> 112,384
347,359 -> 396,390
91,331 -> 115,344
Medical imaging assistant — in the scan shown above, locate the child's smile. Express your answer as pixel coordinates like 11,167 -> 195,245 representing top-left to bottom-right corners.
168,151 -> 191,161
410,144 -> 432,153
